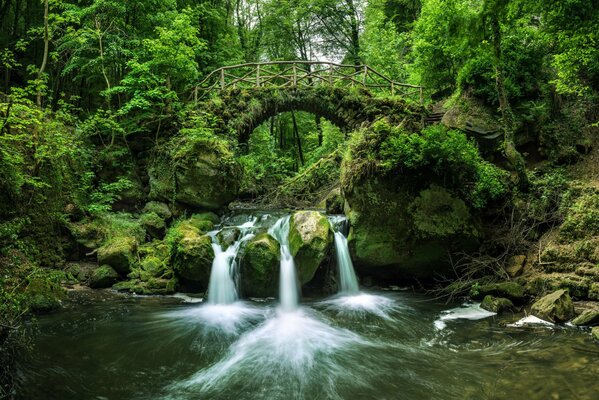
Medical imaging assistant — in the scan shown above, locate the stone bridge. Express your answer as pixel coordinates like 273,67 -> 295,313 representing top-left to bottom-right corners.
194,61 -> 426,143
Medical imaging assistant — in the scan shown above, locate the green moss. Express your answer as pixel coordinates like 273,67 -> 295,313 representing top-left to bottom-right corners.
97,236 -> 137,275
89,265 -> 119,288
143,201 -> 172,220
166,220 -> 214,286
289,211 -> 333,285
473,282 -> 526,302
240,233 -> 280,297
559,190 -> 599,241
24,274 -> 65,313
410,185 -> 478,238
531,289 -> 575,322
480,295 -> 514,313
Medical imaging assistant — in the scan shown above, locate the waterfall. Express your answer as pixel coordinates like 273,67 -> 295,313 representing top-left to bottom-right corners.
207,218 -> 256,305
333,231 -> 359,294
268,216 -> 299,311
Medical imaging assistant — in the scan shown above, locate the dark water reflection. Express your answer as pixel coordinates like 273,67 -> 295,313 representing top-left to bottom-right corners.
16,289 -> 599,400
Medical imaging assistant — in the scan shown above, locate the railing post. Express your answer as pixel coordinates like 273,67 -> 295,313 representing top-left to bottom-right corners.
256,65 -> 261,87
419,87 -> 424,105
391,82 -> 395,96
293,64 -> 297,87
220,69 -> 225,90
363,65 -> 367,85
194,86 -> 198,103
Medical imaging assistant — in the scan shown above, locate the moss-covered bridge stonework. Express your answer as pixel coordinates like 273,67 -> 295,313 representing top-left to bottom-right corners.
199,86 -> 425,143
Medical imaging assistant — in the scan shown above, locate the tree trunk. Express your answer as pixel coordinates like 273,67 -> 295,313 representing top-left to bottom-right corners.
346,0 -> 361,67
36,0 -> 49,108
291,111 -> 304,166
315,115 -> 323,146
491,15 -> 528,190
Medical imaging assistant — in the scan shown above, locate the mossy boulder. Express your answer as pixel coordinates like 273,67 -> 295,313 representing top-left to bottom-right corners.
167,220 -> 214,288
89,265 -> 119,288
143,201 -> 172,220
140,212 -> 166,238
240,233 -> 280,297
571,309 -> 599,326
97,236 -> 137,275
589,283 -> 599,300
592,327 -> 599,341
24,277 -> 64,313
217,228 -> 241,249
345,181 -> 479,279
480,295 -> 514,313
288,211 -> 333,285
325,188 -> 344,214
531,289 -> 575,322
148,135 -> 240,210
474,282 -> 526,302
112,278 -> 176,295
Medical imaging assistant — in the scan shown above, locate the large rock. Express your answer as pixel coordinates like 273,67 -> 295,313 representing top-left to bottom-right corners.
97,236 -> 137,275
480,295 -> 514,313
240,233 -> 280,297
167,220 -> 215,287
474,282 -> 526,303
531,289 -> 575,322
149,137 -> 240,210
571,309 -> 599,326
140,212 -> 166,238
592,327 -> 599,341
288,211 -> 333,285
89,265 -> 119,288
344,181 -> 479,279
143,201 -> 172,220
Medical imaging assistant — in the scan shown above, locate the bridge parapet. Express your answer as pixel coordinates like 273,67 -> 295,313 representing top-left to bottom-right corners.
195,61 -> 424,105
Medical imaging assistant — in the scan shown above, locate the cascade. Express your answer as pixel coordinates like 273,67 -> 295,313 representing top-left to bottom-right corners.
207,218 -> 256,305
268,216 -> 299,311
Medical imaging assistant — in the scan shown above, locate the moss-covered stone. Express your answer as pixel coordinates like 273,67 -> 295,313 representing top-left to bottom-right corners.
525,273 -> 591,299
531,289 -> 575,322
571,309 -> 599,326
24,277 -> 64,313
289,211 -> 333,285
589,283 -> 599,300
592,327 -> 599,341
240,233 -> 280,297
143,201 -> 172,220
97,236 -> 137,275
480,295 -> 514,313
217,227 -> 241,249
140,212 -> 166,238
148,135 -> 240,210
112,277 -> 176,295
89,265 -> 119,288
325,188 -> 344,214
474,282 -> 526,302
167,220 -> 214,288
505,255 -> 526,277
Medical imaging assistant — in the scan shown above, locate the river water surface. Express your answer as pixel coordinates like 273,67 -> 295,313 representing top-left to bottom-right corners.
16,288 -> 599,400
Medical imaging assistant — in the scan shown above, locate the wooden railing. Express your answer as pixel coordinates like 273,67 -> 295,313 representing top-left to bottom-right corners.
194,61 -> 424,105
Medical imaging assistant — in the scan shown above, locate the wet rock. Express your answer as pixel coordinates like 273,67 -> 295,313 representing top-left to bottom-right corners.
240,233 -> 280,297
505,255 -> 526,277
325,188 -> 344,214
475,282 -> 526,302
112,278 -> 176,295
289,211 -> 333,285
531,289 -> 575,323
480,295 -> 514,313
187,212 -> 220,232
571,309 -> 599,326
89,265 -> 119,288
167,220 -> 214,288
97,236 -> 137,275
65,262 -> 96,284
216,228 -> 241,249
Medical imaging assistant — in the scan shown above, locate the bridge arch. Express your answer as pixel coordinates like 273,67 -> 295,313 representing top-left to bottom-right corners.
195,62 -> 425,143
